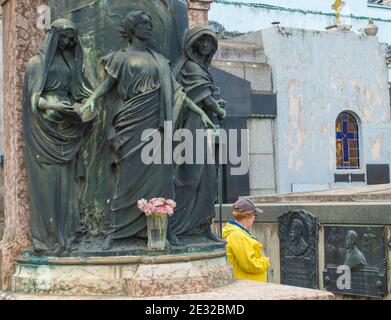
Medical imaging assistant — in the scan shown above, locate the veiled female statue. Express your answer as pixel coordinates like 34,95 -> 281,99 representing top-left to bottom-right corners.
81,10 -> 214,250
169,27 -> 226,245
23,19 -> 94,256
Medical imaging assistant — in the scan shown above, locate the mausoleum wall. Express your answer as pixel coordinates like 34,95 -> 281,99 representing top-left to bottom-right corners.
244,27 -> 391,194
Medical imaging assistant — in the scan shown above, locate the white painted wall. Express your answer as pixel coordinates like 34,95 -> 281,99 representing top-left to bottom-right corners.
210,0 -> 391,45
245,27 -> 391,193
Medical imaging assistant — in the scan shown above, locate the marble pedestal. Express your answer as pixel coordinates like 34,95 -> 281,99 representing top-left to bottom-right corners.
9,250 -> 233,297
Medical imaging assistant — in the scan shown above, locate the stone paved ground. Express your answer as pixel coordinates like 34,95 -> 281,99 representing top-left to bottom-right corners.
0,281 -> 334,300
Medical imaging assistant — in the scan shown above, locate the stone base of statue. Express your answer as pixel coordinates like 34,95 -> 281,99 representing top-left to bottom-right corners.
9,247 -> 233,297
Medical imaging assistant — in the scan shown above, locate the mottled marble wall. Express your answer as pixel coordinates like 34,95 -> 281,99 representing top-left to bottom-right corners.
0,7 -> 4,245
0,0 -> 44,290
188,0 -> 212,27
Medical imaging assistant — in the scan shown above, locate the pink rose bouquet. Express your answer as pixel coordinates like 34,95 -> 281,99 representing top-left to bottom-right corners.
137,198 -> 176,217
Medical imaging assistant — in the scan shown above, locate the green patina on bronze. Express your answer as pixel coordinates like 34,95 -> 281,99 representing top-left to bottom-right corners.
45,0 -> 188,73
41,0 -> 189,246
23,1 -> 224,256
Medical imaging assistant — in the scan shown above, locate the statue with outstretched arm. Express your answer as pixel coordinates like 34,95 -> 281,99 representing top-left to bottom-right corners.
79,10 -> 215,250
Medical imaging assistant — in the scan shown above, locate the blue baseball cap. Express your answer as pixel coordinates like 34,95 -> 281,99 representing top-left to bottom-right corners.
233,198 -> 263,215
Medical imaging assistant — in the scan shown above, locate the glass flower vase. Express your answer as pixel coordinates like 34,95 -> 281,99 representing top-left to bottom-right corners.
146,214 -> 168,250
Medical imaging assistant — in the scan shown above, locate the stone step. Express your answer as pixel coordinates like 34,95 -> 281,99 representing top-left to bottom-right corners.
1,280 -> 334,300
246,185 -> 391,203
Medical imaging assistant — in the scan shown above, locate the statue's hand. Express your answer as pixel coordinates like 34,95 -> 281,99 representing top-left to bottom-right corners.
217,108 -> 227,120
80,98 -> 96,115
216,99 -> 227,120
217,99 -> 226,108
50,101 -> 75,113
201,114 -> 216,131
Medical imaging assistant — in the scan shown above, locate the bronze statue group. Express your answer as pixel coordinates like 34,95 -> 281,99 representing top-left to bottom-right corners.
23,11 -> 226,256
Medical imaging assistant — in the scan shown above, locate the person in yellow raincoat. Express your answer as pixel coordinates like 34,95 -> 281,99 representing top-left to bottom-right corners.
222,198 -> 270,282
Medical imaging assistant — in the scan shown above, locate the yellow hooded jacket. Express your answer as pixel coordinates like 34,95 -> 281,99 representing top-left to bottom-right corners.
222,221 -> 270,282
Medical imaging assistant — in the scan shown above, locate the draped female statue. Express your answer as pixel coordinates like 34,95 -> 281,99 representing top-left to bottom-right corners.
170,26 -> 227,245
23,19 -> 94,256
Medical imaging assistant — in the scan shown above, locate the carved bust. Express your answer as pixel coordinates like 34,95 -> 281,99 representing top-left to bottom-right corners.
344,230 -> 367,270
287,219 -> 309,256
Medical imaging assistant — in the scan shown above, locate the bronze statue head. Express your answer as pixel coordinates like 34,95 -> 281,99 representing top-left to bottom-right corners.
120,10 -> 153,43
182,26 -> 218,68
50,18 -> 78,51
193,34 -> 217,57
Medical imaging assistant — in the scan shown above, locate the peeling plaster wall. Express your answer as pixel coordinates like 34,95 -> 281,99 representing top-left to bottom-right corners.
250,27 -> 391,194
